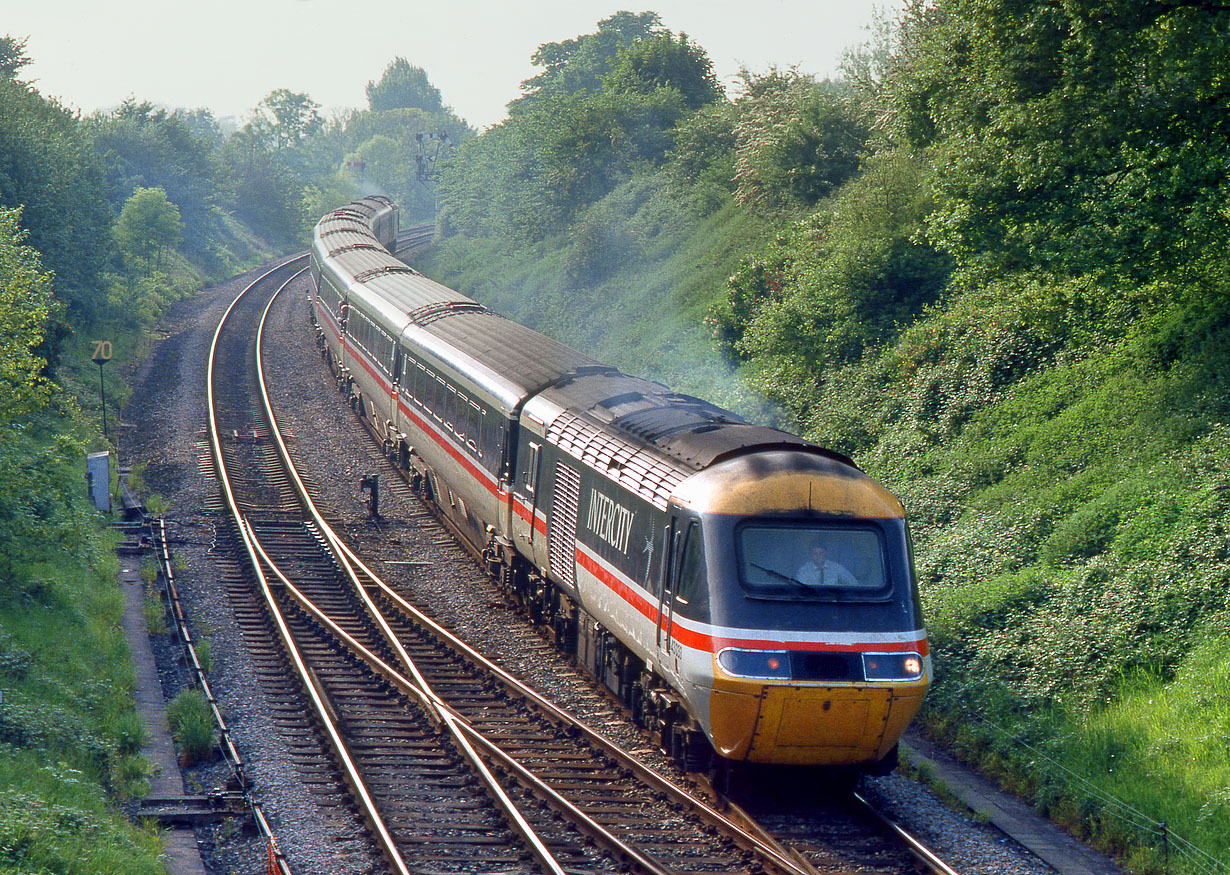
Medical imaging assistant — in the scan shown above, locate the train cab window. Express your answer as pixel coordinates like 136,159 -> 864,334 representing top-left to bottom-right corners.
737,524 -> 889,601
674,523 -> 708,614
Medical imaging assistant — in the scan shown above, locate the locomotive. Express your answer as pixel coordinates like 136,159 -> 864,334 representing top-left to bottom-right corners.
309,197 -> 929,774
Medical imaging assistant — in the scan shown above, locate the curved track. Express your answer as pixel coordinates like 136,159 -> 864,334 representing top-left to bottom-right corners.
204,251 -> 963,875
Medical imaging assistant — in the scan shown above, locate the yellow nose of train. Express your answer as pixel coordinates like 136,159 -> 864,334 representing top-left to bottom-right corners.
707,672 -> 928,765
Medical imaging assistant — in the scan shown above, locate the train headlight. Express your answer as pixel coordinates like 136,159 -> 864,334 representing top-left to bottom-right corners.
862,652 -> 925,681
717,649 -> 792,680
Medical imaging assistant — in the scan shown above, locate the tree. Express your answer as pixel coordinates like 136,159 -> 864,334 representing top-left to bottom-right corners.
440,15 -> 720,241
0,207 -> 53,421
732,71 -> 870,210
90,100 -> 226,264
366,58 -> 444,114
114,187 -> 182,276
605,32 -> 723,110
513,11 -> 663,111
663,99 -> 739,214
252,89 -> 322,150
221,138 -> 304,247
0,74 -> 112,323
0,34 -> 31,79
439,87 -> 687,242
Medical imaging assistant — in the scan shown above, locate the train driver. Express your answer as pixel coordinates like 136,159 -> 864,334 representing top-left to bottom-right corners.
794,541 -> 858,588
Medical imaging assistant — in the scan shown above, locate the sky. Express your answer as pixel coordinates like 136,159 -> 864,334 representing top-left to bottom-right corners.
6,0 -> 901,129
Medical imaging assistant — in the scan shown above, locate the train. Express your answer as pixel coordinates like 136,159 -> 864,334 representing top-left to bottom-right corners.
308,196 -> 930,776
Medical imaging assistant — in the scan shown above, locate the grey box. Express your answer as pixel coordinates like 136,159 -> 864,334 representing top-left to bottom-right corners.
86,451 -> 111,512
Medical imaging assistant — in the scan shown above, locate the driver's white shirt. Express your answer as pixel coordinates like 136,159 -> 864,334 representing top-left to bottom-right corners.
794,559 -> 858,587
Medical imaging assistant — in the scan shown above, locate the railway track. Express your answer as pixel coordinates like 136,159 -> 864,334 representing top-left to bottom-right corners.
203,251 -> 963,874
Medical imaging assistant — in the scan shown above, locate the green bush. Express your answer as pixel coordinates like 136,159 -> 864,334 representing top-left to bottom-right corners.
166,689 -> 214,766
109,710 -> 146,757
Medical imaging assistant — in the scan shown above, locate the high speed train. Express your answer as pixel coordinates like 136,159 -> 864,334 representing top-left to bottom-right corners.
309,196 -> 929,774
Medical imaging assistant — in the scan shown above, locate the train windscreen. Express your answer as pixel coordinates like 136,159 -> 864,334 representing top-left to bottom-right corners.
736,524 -> 890,600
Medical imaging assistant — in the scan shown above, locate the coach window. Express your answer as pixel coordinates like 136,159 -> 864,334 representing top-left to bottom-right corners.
415,363 -> 426,407
381,332 -> 394,375
446,386 -> 460,440
434,376 -> 446,424
422,369 -> 436,415
468,401 -> 482,456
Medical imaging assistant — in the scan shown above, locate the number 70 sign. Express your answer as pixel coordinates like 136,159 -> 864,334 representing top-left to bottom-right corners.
92,340 -> 113,439
91,340 -> 113,365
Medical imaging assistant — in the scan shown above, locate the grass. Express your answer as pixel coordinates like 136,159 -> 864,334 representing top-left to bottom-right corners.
859,290 -> 1230,873
143,493 -> 167,516
142,586 -> 166,634
166,689 -> 215,766
195,637 -> 212,675
0,756 -> 163,873
0,467 -> 167,871
1062,632 -> 1230,869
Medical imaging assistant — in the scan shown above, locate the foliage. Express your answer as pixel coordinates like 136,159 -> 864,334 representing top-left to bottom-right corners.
439,17 -> 722,243
89,100 -> 224,257
0,208 -> 55,421
0,780 -> 163,874
338,90 -> 472,222
196,638 -> 212,675
0,401 -> 165,870
220,131 -> 306,247
250,88 -> 323,150
441,86 -> 689,241
366,57 -> 445,114
166,690 -> 214,766
113,187 -> 182,276
513,11 -> 663,111
0,74 -> 113,323
662,100 -> 739,215
713,148 -> 950,421
732,70 -> 871,211
143,586 -> 166,635
301,172 -> 362,231
0,34 -> 31,78
605,31 -> 723,109
890,0 -> 1230,278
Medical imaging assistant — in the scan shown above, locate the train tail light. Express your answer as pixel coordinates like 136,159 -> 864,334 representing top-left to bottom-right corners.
717,648 -> 792,680
862,652 -> 925,681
